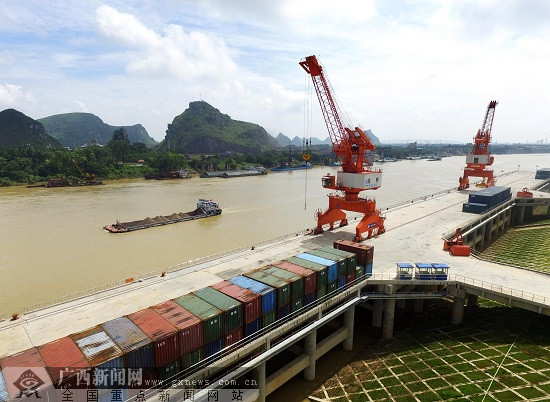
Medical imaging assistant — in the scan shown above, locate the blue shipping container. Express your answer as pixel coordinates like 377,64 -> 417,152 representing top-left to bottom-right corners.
304,292 -> 315,306
277,303 -> 291,320
338,276 -> 346,290
229,276 -> 276,315
244,318 -> 261,337
462,202 -> 488,214
101,316 -> 155,369
468,186 -> 511,207
205,338 -> 223,358
297,253 -> 338,283
0,369 -> 8,402
366,262 -> 373,277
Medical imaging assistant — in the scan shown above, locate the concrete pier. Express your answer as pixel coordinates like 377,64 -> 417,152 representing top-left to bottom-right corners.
413,299 -> 424,313
452,293 -> 466,325
372,300 -> 384,328
467,294 -> 479,307
342,306 -> 355,351
253,362 -> 266,402
382,299 -> 396,339
304,330 -> 317,381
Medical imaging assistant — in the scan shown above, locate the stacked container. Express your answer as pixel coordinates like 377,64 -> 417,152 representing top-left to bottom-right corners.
285,256 -> 328,299
194,287 -> 243,348
307,249 -> 348,289
244,271 -> 291,320
333,240 -> 374,277
272,261 -> 317,306
211,281 -> 262,337
0,347 -> 55,401
296,253 -> 339,294
151,301 -> 203,371
174,294 -> 223,359
463,186 -> 512,214
319,247 -> 357,284
127,308 -> 179,378
228,276 -> 276,329
260,266 -> 304,313
38,337 -> 91,390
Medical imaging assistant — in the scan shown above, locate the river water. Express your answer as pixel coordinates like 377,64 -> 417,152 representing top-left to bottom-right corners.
0,154 -> 547,315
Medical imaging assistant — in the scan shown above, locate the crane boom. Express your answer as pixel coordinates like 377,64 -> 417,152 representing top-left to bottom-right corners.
300,55 -> 384,241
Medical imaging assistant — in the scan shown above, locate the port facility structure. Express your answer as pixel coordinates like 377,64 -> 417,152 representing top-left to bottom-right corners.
0,170 -> 549,401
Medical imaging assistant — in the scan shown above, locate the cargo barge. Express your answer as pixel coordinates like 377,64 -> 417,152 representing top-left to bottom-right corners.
103,199 -> 221,233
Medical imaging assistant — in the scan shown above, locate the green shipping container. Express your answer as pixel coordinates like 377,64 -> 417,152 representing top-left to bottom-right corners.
181,348 -> 202,369
291,297 -> 303,313
262,310 -> 276,328
175,294 -> 223,342
286,256 -> 328,287
327,281 -> 337,294
157,359 -> 179,382
308,249 -> 347,278
355,264 -> 365,279
319,247 -> 356,274
316,284 -> 327,299
194,287 -> 243,334
245,271 -> 290,307
262,266 -> 304,300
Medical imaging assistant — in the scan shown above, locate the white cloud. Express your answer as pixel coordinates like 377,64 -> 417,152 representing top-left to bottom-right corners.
0,84 -> 33,107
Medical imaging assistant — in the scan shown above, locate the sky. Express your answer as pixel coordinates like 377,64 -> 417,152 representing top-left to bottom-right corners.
1,0 -> 549,144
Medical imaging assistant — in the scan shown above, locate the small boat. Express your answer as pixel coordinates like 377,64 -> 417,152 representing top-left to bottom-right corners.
427,156 -> 442,161
104,199 -> 221,233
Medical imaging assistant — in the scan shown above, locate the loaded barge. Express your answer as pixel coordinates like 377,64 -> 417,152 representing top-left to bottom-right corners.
103,199 -> 221,233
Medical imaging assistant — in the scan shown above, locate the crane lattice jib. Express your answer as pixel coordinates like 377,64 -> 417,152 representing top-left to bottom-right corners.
300,56 -> 355,171
473,100 -> 497,155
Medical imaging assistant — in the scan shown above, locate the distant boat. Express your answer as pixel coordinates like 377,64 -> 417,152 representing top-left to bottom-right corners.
271,162 -> 312,172
427,156 -> 442,161
376,157 -> 397,163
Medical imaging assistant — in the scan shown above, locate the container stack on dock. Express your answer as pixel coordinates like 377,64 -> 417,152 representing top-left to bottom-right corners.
535,168 -> 550,179
333,240 -> 374,277
0,245 -> 375,398
462,186 -> 512,214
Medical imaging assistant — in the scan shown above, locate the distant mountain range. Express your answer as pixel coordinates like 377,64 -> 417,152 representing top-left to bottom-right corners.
276,129 -> 380,147
38,112 -> 157,148
0,109 -> 61,148
161,101 -> 279,153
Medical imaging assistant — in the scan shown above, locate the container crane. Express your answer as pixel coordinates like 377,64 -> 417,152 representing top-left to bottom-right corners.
458,101 -> 498,190
300,55 -> 385,241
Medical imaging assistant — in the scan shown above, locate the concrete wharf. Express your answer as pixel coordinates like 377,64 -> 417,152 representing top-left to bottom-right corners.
0,170 -> 549,401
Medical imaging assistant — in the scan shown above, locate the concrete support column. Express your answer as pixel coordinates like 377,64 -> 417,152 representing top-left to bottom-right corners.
304,330 -> 317,381
396,299 -> 406,310
413,299 -> 424,313
517,206 -> 525,225
252,362 -> 266,402
485,219 -> 493,243
372,300 -> 383,327
342,306 -> 355,351
382,299 -> 396,339
452,295 -> 466,325
467,294 -> 479,307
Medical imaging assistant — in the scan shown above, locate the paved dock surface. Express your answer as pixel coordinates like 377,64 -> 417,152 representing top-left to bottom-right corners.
1,171 -> 548,359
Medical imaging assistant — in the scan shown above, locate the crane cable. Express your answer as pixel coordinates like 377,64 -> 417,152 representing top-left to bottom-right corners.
303,71 -> 313,210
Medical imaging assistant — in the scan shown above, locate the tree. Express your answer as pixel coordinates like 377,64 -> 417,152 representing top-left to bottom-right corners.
112,127 -> 129,144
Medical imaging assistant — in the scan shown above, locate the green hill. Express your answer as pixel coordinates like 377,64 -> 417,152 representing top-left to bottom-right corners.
161,101 -> 279,153
0,109 -> 61,148
38,112 -> 157,148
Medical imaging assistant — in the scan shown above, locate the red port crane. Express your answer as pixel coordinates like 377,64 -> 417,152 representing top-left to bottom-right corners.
300,55 -> 385,241
458,101 -> 498,190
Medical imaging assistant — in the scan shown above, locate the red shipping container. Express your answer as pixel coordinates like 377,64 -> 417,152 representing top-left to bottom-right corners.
128,309 -> 179,368
0,347 -> 55,400
151,301 -> 204,354
334,240 -> 374,266
223,327 -> 243,348
38,337 -> 91,389
346,271 -> 356,284
272,261 -> 317,295
211,281 -> 261,324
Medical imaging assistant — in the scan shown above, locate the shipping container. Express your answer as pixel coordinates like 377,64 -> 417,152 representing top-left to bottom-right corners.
304,292 -> 316,306
316,285 -> 327,299
333,240 -> 374,266
224,327 -> 243,348
337,276 -> 346,290
327,281 -> 337,294
127,308 -> 179,368
244,271 -> 290,307
174,294 -> 223,343
260,266 -> 304,300
101,317 -> 155,369
366,262 -> 373,277
286,256 -> 328,288
272,261 -> 317,294
228,276 -> 276,315
277,303 -> 291,320
0,370 -> 7,402
181,349 -> 202,370
296,253 -> 338,283
38,337 -> 91,389
71,326 -> 125,389
355,264 -> 365,279
468,186 -> 511,207
211,280 -> 261,324
244,318 -> 261,337
535,168 -> 550,179
151,301 -> 203,354
127,368 -> 157,389
318,247 -> 357,274
290,297 -> 303,313
204,339 -> 223,359
157,359 -> 179,382
307,249 -> 347,278
262,310 -> 276,328
0,347 -> 54,400
462,202 -> 489,214
194,287 -> 243,334
346,271 -> 356,284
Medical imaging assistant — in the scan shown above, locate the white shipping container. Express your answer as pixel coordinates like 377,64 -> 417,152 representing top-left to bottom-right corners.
337,172 -> 382,189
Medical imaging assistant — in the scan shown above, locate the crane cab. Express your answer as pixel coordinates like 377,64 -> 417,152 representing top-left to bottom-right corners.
322,174 -> 336,189
337,171 -> 382,190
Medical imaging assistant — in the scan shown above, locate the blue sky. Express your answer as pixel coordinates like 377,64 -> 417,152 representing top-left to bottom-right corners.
1,0 -> 549,144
